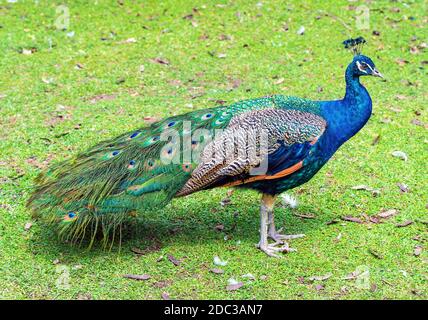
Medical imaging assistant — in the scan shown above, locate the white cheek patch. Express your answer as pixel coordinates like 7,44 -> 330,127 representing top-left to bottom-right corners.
356,61 -> 368,74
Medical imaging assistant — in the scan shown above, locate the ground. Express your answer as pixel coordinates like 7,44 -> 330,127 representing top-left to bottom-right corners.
0,0 -> 427,300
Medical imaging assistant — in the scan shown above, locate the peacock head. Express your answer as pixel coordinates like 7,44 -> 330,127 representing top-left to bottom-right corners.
343,37 -> 384,79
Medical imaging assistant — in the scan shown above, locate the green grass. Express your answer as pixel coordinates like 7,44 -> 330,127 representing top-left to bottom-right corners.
0,0 -> 427,300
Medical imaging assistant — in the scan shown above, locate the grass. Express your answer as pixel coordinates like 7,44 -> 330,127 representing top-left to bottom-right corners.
0,0 -> 427,300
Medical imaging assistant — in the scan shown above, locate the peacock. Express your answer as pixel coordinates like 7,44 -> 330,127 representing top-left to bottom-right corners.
28,37 -> 384,257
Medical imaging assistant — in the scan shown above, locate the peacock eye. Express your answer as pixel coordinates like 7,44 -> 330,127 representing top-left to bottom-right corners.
360,63 -> 368,70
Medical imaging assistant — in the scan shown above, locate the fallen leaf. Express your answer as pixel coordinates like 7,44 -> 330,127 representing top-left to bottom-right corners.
123,274 -> 151,281
395,58 -> 409,66
341,216 -> 363,224
161,292 -> 170,300
214,224 -> 224,231
210,268 -> 224,274
149,57 -> 170,65
414,245 -> 423,256
371,134 -> 381,145
213,256 -> 228,266
315,284 -> 325,291
152,280 -> 172,288
120,37 -> 137,44
242,273 -> 256,281
226,282 -> 244,291
326,219 -> 339,225
411,118 -> 424,127
397,183 -> 409,193
396,220 -> 413,228
130,242 -> 161,255
308,273 -> 332,282
293,213 -> 315,219
377,209 -> 398,219
296,26 -> 305,35
144,116 -> 159,124
88,94 -> 116,103
368,249 -> 383,259
218,34 -> 232,41
274,77 -> 285,85
391,151 -> 408,161
75,292 -> 91,300
167,254 -> 181,266
351,185 -> 381,196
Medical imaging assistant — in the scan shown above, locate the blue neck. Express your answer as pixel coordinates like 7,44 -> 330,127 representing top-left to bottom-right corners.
320,64 -> 372,145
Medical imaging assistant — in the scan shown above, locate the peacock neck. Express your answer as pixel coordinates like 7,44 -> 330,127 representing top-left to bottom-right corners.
320,64 -> 372,146
344,64 -> 368,104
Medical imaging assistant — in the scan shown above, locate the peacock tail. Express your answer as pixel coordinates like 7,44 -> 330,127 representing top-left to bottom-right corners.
28,95 -> 321,245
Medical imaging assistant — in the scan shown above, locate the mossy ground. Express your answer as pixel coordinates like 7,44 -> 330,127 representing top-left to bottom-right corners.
0,0 -> 426,299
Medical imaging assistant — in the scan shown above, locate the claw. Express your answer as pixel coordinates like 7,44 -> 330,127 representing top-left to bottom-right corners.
268,232 -> 305,243
258,242 -> 295,257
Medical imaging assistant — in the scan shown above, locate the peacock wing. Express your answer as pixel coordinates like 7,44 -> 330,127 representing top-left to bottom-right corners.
176,108 -> 327,196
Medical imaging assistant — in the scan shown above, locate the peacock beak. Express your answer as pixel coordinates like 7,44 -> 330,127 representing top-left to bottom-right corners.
372,68 -> 384,79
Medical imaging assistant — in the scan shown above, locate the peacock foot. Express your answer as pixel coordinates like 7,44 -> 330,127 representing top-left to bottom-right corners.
257,241 -> 296,258
268,227 -> 305,244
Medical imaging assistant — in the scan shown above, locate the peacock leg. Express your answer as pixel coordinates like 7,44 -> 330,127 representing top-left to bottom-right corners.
268,210 -> 305,244
258,194 -> 294,257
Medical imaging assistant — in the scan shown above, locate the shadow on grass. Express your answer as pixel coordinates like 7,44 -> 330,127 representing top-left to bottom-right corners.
28,194 -> 333,260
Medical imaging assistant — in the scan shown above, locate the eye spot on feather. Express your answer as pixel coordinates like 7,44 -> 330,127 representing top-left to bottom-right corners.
144,159 -> 156,170
129,131 -> 141,139
201,113 -> 213,120
182,163 -> 192,172
161,146 -> 177,159
128,160 -> 137,169
64,211 -> 78,222
142,135 -> 160,147
112,150 -> 120,156
167,121 -> 176,127
191,140 -> 199,149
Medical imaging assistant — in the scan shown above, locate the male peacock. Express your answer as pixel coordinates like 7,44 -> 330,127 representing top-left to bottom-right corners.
28,37 -> 383,257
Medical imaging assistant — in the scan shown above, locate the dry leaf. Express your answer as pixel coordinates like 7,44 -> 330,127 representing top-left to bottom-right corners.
368,249 -> 383,259
397,183 -> 409,193
161,292 -> 170,300
308,273 -> 332,282
226,282 -> 244,291
144,116 -> 159,124
391,151 -> 408,161
377,209 -> 398,219
149,57 -> 170,65
342,216 -> 363,224
315,284 -> 325,291
88,94 -> 116,103
213,256 -> 228,266
167,254 -> 181,266
210,268 -> 224,274
396,220 -> 413,228
214,224 -> 225,231
123,274 -> 151,281
274,77 -> 285,85
414,245 -> 422,256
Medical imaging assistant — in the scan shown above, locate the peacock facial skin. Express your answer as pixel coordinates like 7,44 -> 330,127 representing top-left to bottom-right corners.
353,55 -> 384,79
